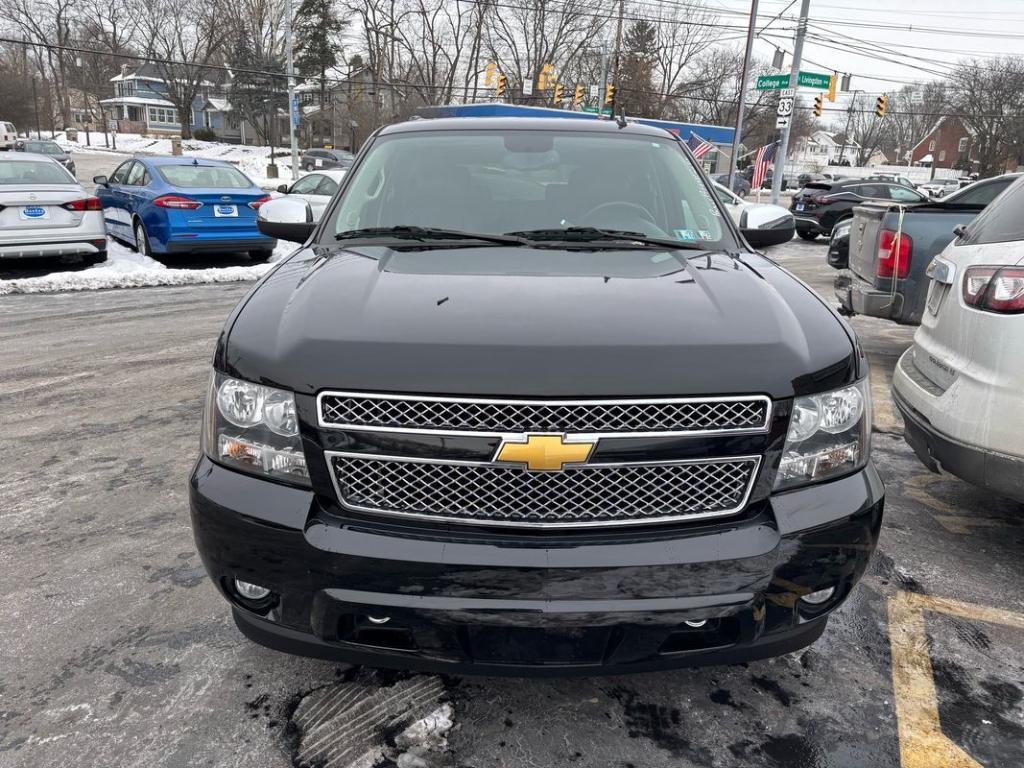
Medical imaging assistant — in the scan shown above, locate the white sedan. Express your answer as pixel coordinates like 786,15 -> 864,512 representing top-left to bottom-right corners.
711,180 -> 794,247
0,153 -> 107,264
275,170 -> 346,221
892,175 -> 1024,503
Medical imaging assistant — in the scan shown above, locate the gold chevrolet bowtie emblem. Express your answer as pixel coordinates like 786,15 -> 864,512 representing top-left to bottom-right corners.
495,434 -> 596,472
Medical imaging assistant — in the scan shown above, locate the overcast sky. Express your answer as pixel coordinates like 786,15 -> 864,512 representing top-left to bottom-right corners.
728,0 -> 1024,95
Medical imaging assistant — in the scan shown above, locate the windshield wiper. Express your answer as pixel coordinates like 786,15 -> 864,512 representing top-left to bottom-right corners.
335,226 -> 529,246
503,227 -> 711,252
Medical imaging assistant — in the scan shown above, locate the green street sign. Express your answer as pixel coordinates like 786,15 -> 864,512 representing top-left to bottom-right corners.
581,106 -> 612,115
756,74 -> 790,90
797,71 -> 831,89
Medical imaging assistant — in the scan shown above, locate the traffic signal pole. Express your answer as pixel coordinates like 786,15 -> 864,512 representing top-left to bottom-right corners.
770,0 -> 811,205
727,0 -> 759,192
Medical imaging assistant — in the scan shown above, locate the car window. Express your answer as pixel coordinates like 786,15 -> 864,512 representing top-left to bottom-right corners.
125,162 -> 147,186
290,174 -> 324,195
713,185 -> 737,206
887,185 -> 923,203
855,184 -> 884,199
960,176 -> 1024,245
157,164 -> 253,188
0,159 -> 73,185
23,141 -> 63,155
110,161 -> 132,184
316,176 -> 340,197
326,129 -> 731,248
947,178 -> 1013,207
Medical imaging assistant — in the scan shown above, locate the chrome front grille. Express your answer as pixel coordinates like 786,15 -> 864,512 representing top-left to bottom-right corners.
318,392 -> 771,435
327,454 -> 761,528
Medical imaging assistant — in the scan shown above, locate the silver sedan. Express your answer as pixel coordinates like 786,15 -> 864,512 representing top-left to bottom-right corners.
0,153 -> 107,264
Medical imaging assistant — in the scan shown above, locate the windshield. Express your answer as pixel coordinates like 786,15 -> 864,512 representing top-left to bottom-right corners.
23,142 -> 63,155
0,160 -> 73,185
324,129 -> 732,248
157,165 -> 253,189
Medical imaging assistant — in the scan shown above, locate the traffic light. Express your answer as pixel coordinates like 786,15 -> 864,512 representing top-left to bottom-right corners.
813,94 -> 823,118
875,94 -> 889,118
538,63 -> 554,91
554,83 -> 564,103
496,73 -> 507,99
827,73 -> 837,102
604,84 -> 616,106
573,84 -> 584,107
484,61 -> 496,87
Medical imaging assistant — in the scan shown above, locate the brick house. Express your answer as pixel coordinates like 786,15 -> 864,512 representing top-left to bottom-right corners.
910,116 -> 976,170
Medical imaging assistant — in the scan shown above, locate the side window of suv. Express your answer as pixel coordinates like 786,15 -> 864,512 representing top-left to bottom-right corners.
888,185 -> 921,203
953,178 -> 1012,207
855,184 -> 884,199
961,176 -> 1024,245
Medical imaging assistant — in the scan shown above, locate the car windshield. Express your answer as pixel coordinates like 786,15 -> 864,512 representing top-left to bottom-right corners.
157,164 -> 253,189
325,129 -> 732,248
23,142 -> 63,155
0,160 -> 72,185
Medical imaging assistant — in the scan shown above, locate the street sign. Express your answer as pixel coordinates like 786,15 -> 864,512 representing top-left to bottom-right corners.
797,71 -> 831,89
776,115 -> 791,129
589,84 -> 599,98
523,80 -> 534,96
777,96 -> 794,117
756,74 -> 790,91
781,88 -> 795,98
290,97 -> 300,126
910,92 -> 923,105
582,106 -> 612,115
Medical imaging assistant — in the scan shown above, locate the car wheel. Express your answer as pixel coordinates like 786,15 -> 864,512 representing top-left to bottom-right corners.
248,250 -> 273,263
304,162 -> 315,171
797,231 -> 819,241
134,220 -> 153,257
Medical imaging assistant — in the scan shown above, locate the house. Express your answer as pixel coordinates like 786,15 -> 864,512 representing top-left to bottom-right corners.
911,116 -> 976,170
100,63 -> 185,135
792,130 -> 860,167
294,65 -> 403,150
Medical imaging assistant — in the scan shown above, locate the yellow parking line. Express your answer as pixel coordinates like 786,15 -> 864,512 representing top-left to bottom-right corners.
888,591 -> 1024,768
869,363 -> 903,434
933,516 -> 1011,535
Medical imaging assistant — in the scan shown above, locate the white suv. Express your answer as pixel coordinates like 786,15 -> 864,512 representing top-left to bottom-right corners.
0,122 -> 17,150
892,176 -> 1024,503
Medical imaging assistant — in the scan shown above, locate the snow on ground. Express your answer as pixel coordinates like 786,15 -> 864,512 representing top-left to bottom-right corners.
0,238 -> 295,296
54,131 -> 296,188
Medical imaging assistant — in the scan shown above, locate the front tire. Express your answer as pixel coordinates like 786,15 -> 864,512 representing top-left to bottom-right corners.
134,220 -> 153,257
797,230 -> 819,241
248,249 -> 273,263
304,162 -> 315,171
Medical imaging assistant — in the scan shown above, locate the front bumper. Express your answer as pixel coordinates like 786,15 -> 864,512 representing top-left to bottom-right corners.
190,456 -> 883,675
794,215 -> 826,235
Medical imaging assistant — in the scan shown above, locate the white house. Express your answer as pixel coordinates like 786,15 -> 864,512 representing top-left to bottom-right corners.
792,130 -> 861,167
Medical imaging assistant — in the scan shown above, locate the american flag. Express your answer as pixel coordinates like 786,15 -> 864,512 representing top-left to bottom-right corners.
687,134 -> 716,160
751,141 -> 778,189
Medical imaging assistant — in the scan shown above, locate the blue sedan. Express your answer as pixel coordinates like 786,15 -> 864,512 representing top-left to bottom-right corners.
94,157 -> 276,261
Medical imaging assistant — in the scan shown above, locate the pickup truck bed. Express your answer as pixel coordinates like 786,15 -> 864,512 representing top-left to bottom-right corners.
835,173 -> 1018,324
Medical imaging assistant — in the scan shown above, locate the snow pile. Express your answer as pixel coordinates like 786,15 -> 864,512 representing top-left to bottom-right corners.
392,703 -> 455,768
0,238 -> 295,295
54,131 -> 295,188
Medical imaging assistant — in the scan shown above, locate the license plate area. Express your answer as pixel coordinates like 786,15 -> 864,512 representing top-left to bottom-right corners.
926,281 -> 949,315
795,203 -> 804,212
20,205 -> 49,220
213,204 -> 238,218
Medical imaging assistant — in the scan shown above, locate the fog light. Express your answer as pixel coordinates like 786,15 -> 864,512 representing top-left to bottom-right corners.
684,619 -> 707,628
800,586 -> 836,605
367,615 -> 391,625
234,579 -> 271,601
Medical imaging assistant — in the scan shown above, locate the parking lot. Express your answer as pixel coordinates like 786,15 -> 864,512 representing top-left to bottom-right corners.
1,231 -> 1021,768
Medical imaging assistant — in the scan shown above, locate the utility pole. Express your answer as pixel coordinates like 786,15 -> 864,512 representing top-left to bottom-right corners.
837,89 -> 859,168
609,0 -> 624,114
31,76 -> 41,139
598,40 -> 609,113
284,0 -> 300,180
727,0 -> 759,191
771,0 -> 811,204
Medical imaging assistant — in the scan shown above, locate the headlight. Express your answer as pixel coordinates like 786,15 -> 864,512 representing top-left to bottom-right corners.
774,379 -> 870,491
203,373 -> 309,486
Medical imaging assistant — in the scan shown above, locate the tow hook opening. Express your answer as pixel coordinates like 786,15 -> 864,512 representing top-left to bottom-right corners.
659,616 -> 740,655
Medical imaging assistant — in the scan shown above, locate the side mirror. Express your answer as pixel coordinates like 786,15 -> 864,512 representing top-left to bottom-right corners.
93,175 -> 108,186
277,184 -> 290,194
256,197 -> 315,244
740,204 -> 796,248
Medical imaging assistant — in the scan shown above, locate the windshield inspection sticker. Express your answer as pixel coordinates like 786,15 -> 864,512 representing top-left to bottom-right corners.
674,229 -> 698,241
699,230 -> 712,240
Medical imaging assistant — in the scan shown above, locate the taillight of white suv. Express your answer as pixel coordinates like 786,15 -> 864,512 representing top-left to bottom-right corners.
962,266 -> 1024,314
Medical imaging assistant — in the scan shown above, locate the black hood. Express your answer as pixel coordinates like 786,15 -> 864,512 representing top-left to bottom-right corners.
219,245 -> 858,400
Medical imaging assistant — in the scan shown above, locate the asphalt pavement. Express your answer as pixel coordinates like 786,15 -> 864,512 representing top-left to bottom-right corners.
1,238 -> 1022,768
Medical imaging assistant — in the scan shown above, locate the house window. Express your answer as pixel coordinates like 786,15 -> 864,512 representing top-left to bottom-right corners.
147,107 -> 178,124
958,137 -> 968,153
928,140 -> 936,152
939,150 -> 946,162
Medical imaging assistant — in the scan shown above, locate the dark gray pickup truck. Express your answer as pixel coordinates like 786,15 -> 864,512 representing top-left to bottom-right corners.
834,174 -> 1018,325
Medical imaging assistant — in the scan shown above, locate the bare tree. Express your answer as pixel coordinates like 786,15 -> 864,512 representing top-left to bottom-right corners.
950,57 -> 1024,177
648,4 -> 722,119
141,0 -> 233,138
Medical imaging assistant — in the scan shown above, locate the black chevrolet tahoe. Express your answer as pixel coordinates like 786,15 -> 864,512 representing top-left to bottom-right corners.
190,117 -> 883,676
